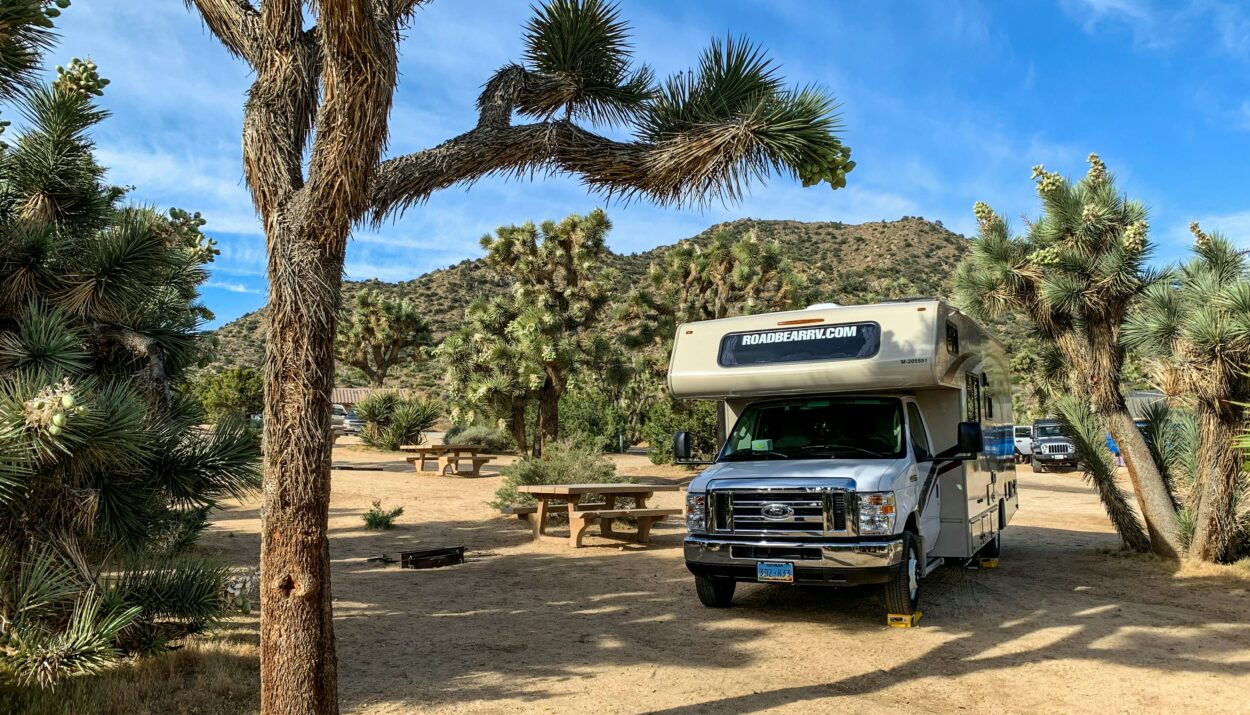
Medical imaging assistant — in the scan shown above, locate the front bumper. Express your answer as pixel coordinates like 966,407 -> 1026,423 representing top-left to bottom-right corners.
684,535 -> 903,586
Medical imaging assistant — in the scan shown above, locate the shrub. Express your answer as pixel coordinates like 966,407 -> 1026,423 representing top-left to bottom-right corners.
193,367 -> 263,424
356,392 -> 440,451
491,437 -> 624,509
560,382 -> 632,452
443,424 -> 512,453
362,500 -> 404,530
641,398 -> 718,464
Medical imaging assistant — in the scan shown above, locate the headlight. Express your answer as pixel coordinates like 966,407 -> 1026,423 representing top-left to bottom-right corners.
686,493 -> 707,534
857,492 -> 896,535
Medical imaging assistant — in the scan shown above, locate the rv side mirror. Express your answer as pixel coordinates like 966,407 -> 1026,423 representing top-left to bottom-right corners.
673,431 -> 692,461
958,421 -> 984,455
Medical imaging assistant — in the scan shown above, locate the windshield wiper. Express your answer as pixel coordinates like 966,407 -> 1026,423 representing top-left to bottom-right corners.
795,444 -> 888,458
720,449 -> 789,461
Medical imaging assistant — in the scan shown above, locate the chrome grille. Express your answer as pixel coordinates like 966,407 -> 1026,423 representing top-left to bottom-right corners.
711,488 -> 850,535
1043,443 -> 1071,455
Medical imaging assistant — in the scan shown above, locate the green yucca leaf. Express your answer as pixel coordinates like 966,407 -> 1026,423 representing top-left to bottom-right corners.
0,300 -> 88,374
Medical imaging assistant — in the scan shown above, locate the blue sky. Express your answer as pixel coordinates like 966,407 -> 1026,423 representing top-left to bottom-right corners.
45,0 -> 1250,328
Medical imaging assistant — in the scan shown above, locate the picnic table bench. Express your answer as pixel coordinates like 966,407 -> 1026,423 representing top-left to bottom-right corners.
400,444 -> 493,476
515,484 -> 681,547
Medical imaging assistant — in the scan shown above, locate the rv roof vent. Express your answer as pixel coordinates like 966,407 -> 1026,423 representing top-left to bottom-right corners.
805,302 -> 841,310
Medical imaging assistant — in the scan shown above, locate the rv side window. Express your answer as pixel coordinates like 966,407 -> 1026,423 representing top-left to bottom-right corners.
946,322 -> 959,354
906,403 -> 932,461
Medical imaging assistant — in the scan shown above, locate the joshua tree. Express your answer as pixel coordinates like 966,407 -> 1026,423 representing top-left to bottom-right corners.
182,1 -> 852,709
955,154 -> 1181,557
0,62 -> 258,687
481,209 -> 615,453
0,1 -> 63,102
438,295 -> 537,455
334,288 -> 430,387
1125,224 -> 1250,562
625,228 -> 809,350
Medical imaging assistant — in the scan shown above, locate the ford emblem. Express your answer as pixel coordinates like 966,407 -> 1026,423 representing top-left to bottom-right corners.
761,503 -> 794,520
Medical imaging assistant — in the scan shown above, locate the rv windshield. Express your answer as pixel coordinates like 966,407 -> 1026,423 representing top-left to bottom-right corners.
719,397 -> 905,461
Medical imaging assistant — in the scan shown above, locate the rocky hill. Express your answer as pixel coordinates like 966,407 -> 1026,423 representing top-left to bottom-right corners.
209,217 -> 973,388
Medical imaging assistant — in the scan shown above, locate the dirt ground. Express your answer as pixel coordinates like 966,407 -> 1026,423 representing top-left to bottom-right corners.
196,438 -> 1250,715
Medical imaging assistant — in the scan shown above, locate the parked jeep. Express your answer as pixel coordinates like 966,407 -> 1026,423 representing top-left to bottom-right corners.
1030,419 -> 1077,472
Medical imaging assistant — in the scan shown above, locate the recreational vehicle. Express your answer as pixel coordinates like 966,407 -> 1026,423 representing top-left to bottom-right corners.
668,299 -> 1017,617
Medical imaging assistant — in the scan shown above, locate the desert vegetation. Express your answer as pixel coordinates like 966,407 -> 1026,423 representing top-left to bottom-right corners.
0,4 -> 259,691
957,155 -> 1250,565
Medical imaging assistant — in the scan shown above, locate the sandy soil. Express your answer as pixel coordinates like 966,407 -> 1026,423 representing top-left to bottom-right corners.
200,438 -> 1250,714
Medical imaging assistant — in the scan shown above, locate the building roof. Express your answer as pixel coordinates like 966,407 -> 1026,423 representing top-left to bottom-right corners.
331,387 -> 411,405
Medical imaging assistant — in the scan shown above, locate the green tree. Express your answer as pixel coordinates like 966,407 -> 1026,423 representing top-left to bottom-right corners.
334,289 -> 430,387
626,229 -> 810,347
183,0 -> 852,708
196,367 -> 263,423
482,209 -> 616,454
955,154 -> 1181,557
1125,224 -> 1250,563
438,296 -> 537,455
0,55 -> 258,687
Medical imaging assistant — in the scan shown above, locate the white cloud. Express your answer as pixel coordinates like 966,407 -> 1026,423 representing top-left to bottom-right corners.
1061,0 -> 1250,58
205,280 -> 262,295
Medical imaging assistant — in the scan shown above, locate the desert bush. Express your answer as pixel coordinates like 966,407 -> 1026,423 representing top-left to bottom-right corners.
560,382 -> 632,452
443,424 -> 512,453
491,437 -> 624,509
356,392 -> 440,451
362,500 -> 404,530
193,368 -> 263,424
641,398 -> 719,464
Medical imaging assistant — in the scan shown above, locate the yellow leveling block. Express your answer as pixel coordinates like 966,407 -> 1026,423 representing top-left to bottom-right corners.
979,558 -> 1000,569
887,611 -> 923,628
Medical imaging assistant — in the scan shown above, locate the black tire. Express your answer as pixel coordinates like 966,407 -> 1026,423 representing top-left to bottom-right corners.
882,532 -> 921,615
1031,457 -> 1045,472
694,574 -> 735,608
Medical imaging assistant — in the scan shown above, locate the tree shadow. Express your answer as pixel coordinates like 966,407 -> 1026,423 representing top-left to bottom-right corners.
195,488 -> 1250,713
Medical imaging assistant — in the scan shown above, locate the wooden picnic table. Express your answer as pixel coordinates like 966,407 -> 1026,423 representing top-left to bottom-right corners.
400,444 -> 492,476
516,483 -> 681,547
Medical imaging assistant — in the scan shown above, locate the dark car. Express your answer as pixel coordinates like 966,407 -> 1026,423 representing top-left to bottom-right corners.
1030,418 -> 1079,472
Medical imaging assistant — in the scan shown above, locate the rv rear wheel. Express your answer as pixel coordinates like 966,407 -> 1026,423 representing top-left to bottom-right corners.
694,575 -> 735,608
882,532 -> 920,615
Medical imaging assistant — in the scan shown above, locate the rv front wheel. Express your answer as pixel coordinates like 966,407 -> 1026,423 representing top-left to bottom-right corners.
694,575 -> 735,608
882,532 -> 920,615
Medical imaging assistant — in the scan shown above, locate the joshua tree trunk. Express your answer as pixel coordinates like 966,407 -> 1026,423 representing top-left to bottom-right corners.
260,223 -> 346,714
530,379 -> 560,458
1190,402 -> 1242,562
1068,331 -> 1182,558
510,399 -> 530,458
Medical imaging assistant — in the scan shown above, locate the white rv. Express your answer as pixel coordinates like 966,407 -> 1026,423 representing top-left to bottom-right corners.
669,299 -> 1017,617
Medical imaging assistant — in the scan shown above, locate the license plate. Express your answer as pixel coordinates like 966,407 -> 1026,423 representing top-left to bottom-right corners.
756,561 -> 794,583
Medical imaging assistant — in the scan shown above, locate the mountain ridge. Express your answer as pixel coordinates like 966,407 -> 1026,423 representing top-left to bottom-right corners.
208,216 -> 972,388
